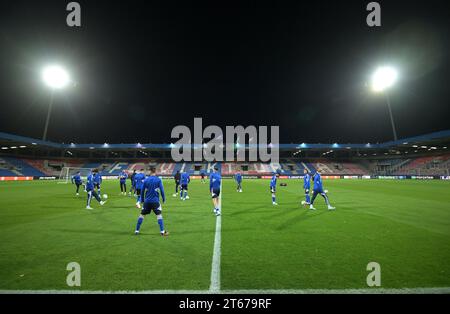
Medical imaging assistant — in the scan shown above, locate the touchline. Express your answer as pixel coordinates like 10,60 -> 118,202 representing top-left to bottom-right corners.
171,117 -> 279,163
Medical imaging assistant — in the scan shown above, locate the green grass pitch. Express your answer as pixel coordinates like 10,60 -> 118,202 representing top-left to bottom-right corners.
0,178 -> 449,291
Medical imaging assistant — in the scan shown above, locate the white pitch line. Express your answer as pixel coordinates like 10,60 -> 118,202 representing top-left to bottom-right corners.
209,181 -> 222,293
1,287 -> 450,294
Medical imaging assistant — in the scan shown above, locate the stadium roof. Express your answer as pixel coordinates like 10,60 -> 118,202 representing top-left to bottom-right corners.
0,130 -> 449,151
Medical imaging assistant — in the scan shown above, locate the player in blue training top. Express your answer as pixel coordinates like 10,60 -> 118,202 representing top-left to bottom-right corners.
134,167 -> 169,236
234,171 -> 243,192
309,171 -> 336,211
119,170 -> 128,195
93,171 -> 103,198
134,169 -> 146,209
71,171 -> 83,196
270,172 -> 280,205
180,172 -> 190,200
86,169 -> 107,209
210,167 -> 221,216
302,169 -> 311,206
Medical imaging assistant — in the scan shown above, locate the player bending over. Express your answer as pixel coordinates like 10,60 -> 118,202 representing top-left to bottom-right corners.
210,167 -> 222,216
119,170 -> 128,195
134,167 -> 169,236
309,171 -> 335,211
134,169 -> 146,209
234,171 -> 243,192
180,171 -> 190,200
302,169 -> 311,206
86,169 -> 107,209
173,170 -> 181,197
71,171 -> 83,196
270,172 -> 280,205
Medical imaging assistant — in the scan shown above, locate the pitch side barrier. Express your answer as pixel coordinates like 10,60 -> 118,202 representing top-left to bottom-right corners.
1,175 -> 449,182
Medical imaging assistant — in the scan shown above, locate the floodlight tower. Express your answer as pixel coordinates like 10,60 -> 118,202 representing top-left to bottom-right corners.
370,66 -> 399,141
41,65 -> 70,141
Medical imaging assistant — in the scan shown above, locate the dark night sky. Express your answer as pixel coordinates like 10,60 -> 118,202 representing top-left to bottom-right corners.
0,0 -> 449,144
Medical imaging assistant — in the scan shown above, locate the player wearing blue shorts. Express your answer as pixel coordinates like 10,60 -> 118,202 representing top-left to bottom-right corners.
86,169 -> 106,209
270,173 -> 280,205
71,171 -> 83,196
302,169 -> 311,206
210,167 -> 221,216
309,171 -> 335,211
180,172 -> 190,200
134,167 -> 169,236
235,171 -> 243,192
134,169 -> 146,209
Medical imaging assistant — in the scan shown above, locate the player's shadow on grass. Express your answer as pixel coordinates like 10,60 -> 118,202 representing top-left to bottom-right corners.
54,228 -> 130,236
228,205 -> 301,218
275,209 -> 328,230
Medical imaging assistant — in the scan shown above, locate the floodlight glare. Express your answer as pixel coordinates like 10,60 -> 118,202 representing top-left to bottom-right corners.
42,65 -> 70,89
371,66 -> 398,92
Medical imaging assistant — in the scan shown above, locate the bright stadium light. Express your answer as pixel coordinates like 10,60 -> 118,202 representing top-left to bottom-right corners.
370,66 -> 399,141
42,65 -> 70,89
40,65 -> 71,141
370,66 -> 398,93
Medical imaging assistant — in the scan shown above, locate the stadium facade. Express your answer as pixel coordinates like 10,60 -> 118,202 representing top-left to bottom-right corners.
0,131 -> 449,180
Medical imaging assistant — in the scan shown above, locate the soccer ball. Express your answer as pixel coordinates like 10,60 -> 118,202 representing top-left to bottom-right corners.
324,189 -> 328,194
103,194 -> 108,199
301,200 -> 306,205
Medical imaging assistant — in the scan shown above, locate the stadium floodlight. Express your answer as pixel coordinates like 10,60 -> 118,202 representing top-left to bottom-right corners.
370,66 -> 399,141
370,66 -> 398,93
42,65 -> 70,89
41,65 -> 71,141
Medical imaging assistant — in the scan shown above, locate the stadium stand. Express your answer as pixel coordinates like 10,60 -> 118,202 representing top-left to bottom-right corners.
0,131 -> 449,177
393,154 -> 450,176
0,157 -> 46,177
0,158 -> 449,177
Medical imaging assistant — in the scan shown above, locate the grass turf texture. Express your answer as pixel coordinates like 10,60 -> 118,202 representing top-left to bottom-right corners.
0,179 -> 449,291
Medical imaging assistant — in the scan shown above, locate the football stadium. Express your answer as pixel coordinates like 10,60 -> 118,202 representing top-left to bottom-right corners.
0,130 -> 449,293
1,0 -> 450,301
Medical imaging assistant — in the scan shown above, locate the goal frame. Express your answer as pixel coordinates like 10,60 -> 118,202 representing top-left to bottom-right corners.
57,167 -> 92,184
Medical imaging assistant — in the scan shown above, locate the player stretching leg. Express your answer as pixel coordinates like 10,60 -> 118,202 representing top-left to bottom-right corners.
309,171 -> 335,211
210,167 -> 222,216
71,171 -> 83,196
134,167 -> 169,236
173,170 -> 181,197
119,170 -> 128,195
270,172 -> 280,205
302,169 -> 311,206
134,169 -> 146,209
86,169 -> 106,209
235,171 -> 242,192
180,172 -> 190,200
